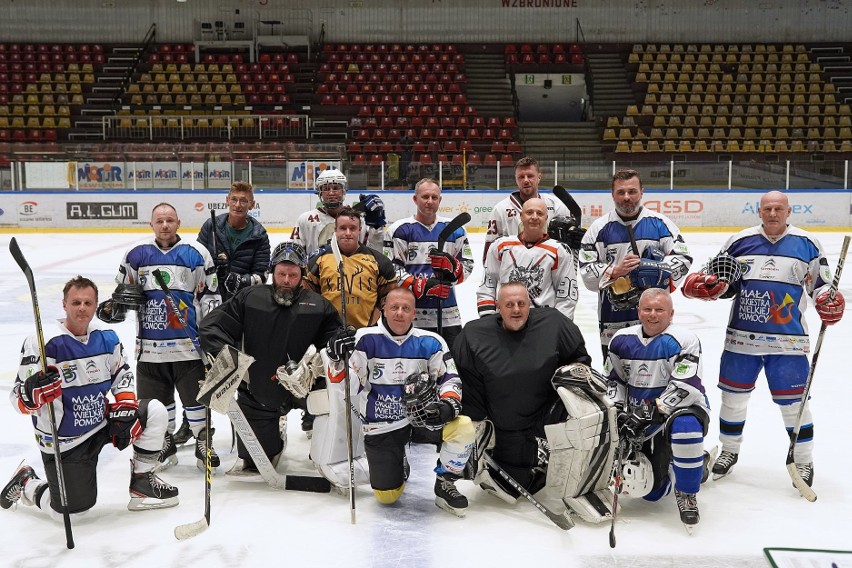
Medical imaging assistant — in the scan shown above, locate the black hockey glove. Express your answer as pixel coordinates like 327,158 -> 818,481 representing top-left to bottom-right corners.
359,193 -> 386,229
560,226 -> 587,251
96,299 -> 127,324
19,366 -> 62,410
108,400 -> 142,450
617,404 -> 661,441
422,398 -> 460,427
327,327 -> 356,361
223,272 -> 251,296
215,252 -> 230,280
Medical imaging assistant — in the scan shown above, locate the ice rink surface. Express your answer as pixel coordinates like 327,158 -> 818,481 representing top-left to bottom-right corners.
0,230 -> 850,568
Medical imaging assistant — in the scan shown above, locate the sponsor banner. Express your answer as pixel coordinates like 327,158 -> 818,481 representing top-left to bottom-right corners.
207,162 -> 233,189
0,191 -> 849,230
180,163 -> 206,189
74,162 -> 126,190
127,163 -> 155,189
286,160 -> 343,190
152,162 -> 180,189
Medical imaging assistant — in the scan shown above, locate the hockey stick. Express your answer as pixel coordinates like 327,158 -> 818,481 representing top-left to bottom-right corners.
435,212 -> 471,335
608,436 -> 630,548
151,269 -> 214,540
9,238 -> 75,550
330,234 -> 357,524
483,452 -> 574,531
552,185 -> 582,225
785,234 -> 850,501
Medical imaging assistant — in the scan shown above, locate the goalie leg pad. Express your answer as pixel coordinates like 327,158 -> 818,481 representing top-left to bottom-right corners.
463,420 -> 495,480
309,376 -> 367,486
306,389 -> 330,416
545,385 -> 618,522
438,415 -> 475,476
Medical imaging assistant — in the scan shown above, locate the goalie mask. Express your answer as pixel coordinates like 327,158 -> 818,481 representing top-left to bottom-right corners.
403,372 -> 441,431
621,451 -> 653,497
269,241 -> 307,273
315,169 -> 348,210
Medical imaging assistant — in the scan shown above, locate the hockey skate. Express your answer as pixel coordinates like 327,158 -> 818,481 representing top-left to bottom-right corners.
701,447 -> 719,484
435,473 -> 467,518
173,418 -> 194,446
128,463 -> 179,511
675,489 -> 699,531
155,432 -> 178,471
711,450 -> 738,480
793,462 -> 814,488
195,427 -> 220,472
1,462 -> 39,510
226,453 -> 281,482
301,411 -> 314,440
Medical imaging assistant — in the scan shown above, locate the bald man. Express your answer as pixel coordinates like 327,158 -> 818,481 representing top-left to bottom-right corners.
682,190 -> 845,487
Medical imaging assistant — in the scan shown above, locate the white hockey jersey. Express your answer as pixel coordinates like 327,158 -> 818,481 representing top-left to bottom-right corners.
290,206 -> 383,257
477,235 -> 578,319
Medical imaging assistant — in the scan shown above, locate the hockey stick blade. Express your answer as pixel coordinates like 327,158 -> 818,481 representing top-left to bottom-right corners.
174,518 -> 209,541
553,185 -> 582,225
483,453 -> 574,531
785,234 -> 850,501
438,212 -> 471,252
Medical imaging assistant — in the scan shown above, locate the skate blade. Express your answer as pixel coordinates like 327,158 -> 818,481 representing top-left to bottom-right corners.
435,498 -> 467,518
128,495 -> 179,511
683,522 -> 697,535
711,470 -> 731,481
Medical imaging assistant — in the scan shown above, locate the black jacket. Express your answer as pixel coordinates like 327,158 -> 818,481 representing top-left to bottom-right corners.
199,285 -> 342,410
197,214 -> 270,280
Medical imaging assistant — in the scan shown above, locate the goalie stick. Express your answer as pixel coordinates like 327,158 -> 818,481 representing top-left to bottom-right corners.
786,234 -> 850,501
436,211 -> 471,335
9,238 -> 75,550
330,233 -> 357,525
482,453 -> 574,531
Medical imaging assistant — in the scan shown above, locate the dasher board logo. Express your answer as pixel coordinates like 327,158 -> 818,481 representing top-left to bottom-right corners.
67,202 -> 138,220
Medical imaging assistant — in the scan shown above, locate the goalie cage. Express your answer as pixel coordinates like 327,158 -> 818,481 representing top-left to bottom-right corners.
544,364 -> 619,523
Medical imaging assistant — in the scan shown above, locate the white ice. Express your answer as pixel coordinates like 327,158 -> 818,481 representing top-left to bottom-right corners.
0,231 -> 850,568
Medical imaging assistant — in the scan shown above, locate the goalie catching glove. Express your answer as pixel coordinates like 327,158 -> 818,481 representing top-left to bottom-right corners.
108,399 -> 143,450
274,344 -> 325,398
815,286 -> 845,325
18,366 -> 62,411
428,249 -> 464,283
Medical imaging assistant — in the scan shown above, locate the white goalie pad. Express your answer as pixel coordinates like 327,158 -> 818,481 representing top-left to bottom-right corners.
198,345 -> 255,415
309,349 -> 369,488
544,385 -> 618,523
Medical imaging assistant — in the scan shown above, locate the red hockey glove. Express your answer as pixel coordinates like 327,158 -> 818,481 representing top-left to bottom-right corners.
428,249 -> 464,283
19,366 -> 62,411
412,276 -> 451,300
682,272 -> 729,301
815,287 -> 845,325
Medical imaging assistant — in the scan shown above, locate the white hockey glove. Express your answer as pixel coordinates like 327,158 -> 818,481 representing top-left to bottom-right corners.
275,344 -> 324,398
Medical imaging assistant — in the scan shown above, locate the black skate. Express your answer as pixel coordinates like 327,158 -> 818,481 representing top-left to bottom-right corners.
435,473 -> 468,518
195,427 -> 220,471
301,411 -> 314,440
701,447 -> 719,484
675,489 -> 699,532
155,432 -> 178,471
173,419 -> 194,446
1,462 -> 39,510
128,464 -> 179,511
711,450 -> 738,480
793,462 -> 814,488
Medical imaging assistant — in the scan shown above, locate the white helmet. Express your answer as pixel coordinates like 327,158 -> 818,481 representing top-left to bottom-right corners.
621,451 -> 653,497
315,168 -> 347,209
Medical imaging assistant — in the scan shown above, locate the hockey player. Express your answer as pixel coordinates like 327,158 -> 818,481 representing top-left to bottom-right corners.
290,168 -> 386,256
455,282 -> 591,500
199,241 -> 344,480
682,190 -> 844,486
477,197 -> 578,319
177,181 -> 271,446
384,177 -> 473,349
483,156 -> 582,261
605,288 -> 712,528
327,287 -> 474,516
580,168 -> 692,358
104,203 -> 221,471
2,276 -> 178,518
305,206 -> 397,328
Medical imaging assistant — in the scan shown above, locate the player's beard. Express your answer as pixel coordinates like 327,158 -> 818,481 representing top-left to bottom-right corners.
272,282 -> 300,306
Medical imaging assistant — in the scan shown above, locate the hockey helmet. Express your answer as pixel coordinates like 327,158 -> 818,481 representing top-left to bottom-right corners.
403,371 -> 442,431
111,283 -> 147,311
315,168 -> 348,209
547,215 -> 578,243
621,451 -> 653,497
703,252 -> 747,284
606,276 -> 641,311
269,241 -> 307,273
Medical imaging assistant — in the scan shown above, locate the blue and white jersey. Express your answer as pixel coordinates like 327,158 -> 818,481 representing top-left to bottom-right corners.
383,215 -> 473,328
605,323 -> 709,418
720,225 -> 830,356
343,319 -> 462,436
580,207 -> 691,345
11,320 -> 136,454
117,237 -> 220,363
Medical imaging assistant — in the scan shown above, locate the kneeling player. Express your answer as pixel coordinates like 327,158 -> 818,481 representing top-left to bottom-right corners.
2,276 -> 177,517
328,287 -> 474,516
606,288 -> 713,528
